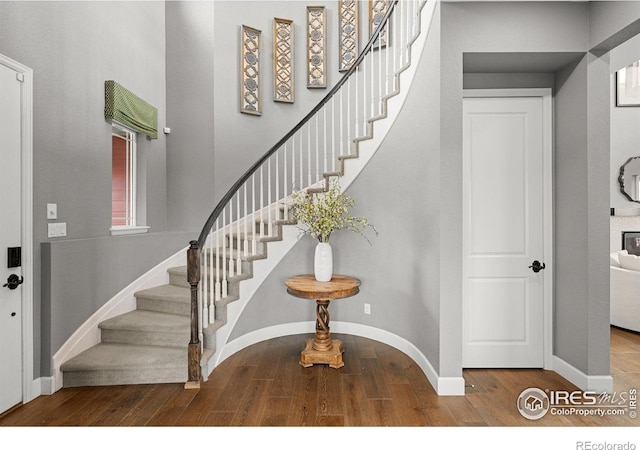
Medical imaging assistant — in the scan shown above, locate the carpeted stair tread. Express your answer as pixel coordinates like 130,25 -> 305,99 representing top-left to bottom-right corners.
99,309 -> 189,333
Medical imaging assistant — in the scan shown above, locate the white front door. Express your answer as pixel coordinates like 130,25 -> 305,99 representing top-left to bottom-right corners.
462,91 -> 552,368
0,62 -> 24,414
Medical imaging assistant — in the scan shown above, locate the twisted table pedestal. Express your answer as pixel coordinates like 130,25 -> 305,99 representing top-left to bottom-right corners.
285,274 -> 361,369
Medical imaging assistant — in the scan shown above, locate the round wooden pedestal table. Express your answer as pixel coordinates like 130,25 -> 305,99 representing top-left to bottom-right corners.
285,274 -> 361,369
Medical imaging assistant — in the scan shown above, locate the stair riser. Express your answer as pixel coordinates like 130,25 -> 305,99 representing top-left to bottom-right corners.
169,271 -> 189,288
100,329 -> 190,348
63,367 -> 187,387
203,330 -> 216,349
136,297 -> 191,316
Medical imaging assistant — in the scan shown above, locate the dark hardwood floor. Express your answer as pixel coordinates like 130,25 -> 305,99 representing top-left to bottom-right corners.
1,327 -> 639,430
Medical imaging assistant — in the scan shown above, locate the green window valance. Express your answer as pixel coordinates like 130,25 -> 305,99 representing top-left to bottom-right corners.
104,80 -> 158,139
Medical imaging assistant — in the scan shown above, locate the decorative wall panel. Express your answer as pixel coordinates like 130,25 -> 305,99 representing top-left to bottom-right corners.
240,25 -> 262,115
307,6 -> 326,89
369,0 -> 389,48
338,0 -> 359,72
274,18 -> 294,103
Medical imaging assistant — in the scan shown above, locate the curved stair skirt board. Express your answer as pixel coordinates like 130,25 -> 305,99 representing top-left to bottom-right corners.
51,246 -> 188,392
551,355 -> 614,394
207,0 -> 437,374
216,321 -> 465,397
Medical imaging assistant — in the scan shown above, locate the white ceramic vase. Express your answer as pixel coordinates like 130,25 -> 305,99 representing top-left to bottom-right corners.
314,242 -> 333,282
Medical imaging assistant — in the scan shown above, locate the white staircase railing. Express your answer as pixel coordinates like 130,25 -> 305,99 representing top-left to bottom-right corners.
185,0 -> 430,387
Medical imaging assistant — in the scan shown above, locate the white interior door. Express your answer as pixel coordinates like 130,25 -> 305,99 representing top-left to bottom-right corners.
462,92 -> 551,368
0,62 -> 24,413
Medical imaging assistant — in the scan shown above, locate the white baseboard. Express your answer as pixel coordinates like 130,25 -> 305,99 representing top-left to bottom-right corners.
35,377 -> 55,396
552,355 -> 614,393
50,246 -> 187,392
216,321 -> 465,396
436,376 -> 467,396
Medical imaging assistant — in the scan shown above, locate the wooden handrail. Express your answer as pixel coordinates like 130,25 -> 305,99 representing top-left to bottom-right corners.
185,0 -> 401,388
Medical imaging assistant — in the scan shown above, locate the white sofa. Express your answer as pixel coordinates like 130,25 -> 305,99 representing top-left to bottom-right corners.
610,250 -> 640,333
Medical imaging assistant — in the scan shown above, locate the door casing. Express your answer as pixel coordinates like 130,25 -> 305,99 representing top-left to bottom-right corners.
462,88 -> 554,370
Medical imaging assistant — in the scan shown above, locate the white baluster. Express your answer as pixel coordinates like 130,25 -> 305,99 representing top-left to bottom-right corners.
402,0 -> 408,66
243,182 -> 248,257
251,174 -> 257,255
364,55 -> 368,135
276,150 -> 280,222
340,83 -> 345,158
315,115 -> 320,183
215,219 -> 221,301
268,156 -> 273,236
291,135 -> 296,193
283,141 -> 289,221
236,192 -> 242,275
201,245 -> 207,328
260,165 -> 264,238
208,231 -> 214,324
222,208 -> 227,298
323,105 -> 328,176
228,202 -> 234,278
307,123 -> 312,187
371,43 -> 375,120
331,96 -> 336,172
379,24 -> 383,112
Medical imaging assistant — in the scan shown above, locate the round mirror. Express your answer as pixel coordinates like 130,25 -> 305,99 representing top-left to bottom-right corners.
619,156 -> 640,203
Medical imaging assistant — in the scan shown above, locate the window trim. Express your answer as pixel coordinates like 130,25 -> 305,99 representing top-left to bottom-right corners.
110,122 -> 149,236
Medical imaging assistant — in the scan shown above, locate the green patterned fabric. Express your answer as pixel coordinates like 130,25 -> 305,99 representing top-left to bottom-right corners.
105,80 -> 158,139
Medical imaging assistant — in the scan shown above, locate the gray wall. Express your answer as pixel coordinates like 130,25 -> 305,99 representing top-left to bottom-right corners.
590,1 -> 640,52
41,232 -> 194,373
554,56 -> 591,373
166,1 -> 216,231
0,1 -> 174,377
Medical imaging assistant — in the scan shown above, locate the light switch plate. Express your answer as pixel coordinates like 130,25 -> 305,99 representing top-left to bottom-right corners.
48,222 -> 67,238
47,203 -> 57,220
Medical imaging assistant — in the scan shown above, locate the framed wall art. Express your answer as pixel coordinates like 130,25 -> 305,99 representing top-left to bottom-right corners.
616,61 -> 640,107
369,0 -> 390,48
339,0 -> 359,72
240,25 -> 262,115
307,6 -> 327,89
274,18 -> 294,103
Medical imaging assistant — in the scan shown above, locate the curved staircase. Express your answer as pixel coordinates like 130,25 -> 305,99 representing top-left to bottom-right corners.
60,0 -> 435,388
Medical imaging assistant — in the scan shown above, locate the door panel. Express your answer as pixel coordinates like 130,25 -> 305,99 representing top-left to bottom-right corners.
463,95 -> 546,368
0,62 -> 23,413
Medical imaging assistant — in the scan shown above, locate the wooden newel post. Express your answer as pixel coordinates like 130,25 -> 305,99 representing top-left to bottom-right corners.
185,240 -> 201,390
